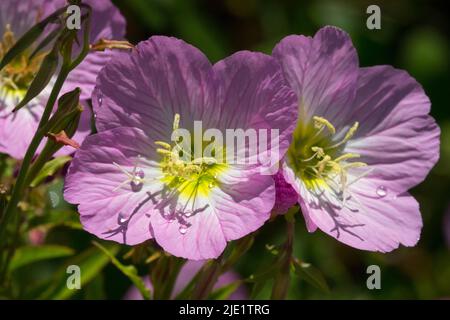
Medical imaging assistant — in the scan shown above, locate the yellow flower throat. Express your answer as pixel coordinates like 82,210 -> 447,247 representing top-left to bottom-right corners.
288,115 -> 367,196
155,114 -> 226,199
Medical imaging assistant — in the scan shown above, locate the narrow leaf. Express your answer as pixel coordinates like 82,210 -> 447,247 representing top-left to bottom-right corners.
208,280 -> 242,300
93,241 -> 151,300
39,243 -> 119,299
293,259 -> 330,293
0,6 -> 67,70
9,245 -> 74,271
30,156 -> 72,187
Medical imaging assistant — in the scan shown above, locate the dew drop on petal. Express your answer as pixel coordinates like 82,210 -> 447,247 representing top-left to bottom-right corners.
179,225 -> 188,235
97,94 -> 103,107
118,213 -> 128,224
137,168 -> 145,178
376,185 -> 387,198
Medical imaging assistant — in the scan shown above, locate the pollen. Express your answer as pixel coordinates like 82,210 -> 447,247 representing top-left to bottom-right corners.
155,114 -> 225,199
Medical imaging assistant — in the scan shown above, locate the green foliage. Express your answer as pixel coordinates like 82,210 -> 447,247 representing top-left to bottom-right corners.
30,156 -> 72,187
38,244 -> 119,299
9,245 -> 74,272
93,241 -> 151,300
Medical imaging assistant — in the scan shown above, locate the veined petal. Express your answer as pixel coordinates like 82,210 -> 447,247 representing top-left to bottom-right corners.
149,170 -> 274,260
273,26 -> 359,126
93,36 -> 214,137
212,51 -> 297,164
149,195 -> 227,260
64,127 -> 164,245
346,66 -> 440,193
302,178 -> 422,252
0,99 -> 42,159
211,171 -> 274,240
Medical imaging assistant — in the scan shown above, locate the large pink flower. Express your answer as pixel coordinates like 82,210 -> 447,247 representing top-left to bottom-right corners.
272,26 -> 440,252
0,0 -> 126,159
64,36 -> 297,259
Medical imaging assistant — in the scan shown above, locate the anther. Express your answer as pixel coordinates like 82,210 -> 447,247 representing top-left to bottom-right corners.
155,141 -> 171,149
173,113 -> 180,131
313,116 -> 336,135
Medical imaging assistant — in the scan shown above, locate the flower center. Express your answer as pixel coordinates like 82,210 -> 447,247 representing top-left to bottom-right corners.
155,114 -> 226,199
0,24 -> 46,97
288,116 -> 369,199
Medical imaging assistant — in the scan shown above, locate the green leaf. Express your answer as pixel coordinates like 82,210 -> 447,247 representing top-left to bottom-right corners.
249,279 -> 268,299
174,266 -> 202,300
39,243 -> 119,299
28,209 -> 81,230
293,259 -> 330,293
92,241 -> 151,300
13,47 -> 59,112
9,245 -> 74,272
83,274 -> 105,300
208,280 -> 242,300
30,156 -> 72,187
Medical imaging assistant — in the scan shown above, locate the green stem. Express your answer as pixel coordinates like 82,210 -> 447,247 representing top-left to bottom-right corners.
0,67 -> 69,238
271,214 -> 295,300
191,255 -> 223,300
0,210 -> 22,284
0,1 -> 91,234
0,154 -> 7,179
0,8 -> 92,280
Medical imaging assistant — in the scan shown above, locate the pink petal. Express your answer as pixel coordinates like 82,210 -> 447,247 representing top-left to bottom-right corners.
272,26 -> 358,125
93,36 -> 213,136
64,127 -> 163,245
304,178 -> 422,252
346,66 -> 440,193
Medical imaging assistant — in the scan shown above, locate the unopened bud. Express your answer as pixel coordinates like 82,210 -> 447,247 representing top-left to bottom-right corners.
90,39 -> 134,52
47,131 -> 80,149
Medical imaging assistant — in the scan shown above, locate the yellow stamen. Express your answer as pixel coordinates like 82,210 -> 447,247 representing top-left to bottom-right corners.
173,113 -> 180,131
156,148 -> 172,155
326,121 -> 359,150
313,116 -> 336,134
155,141 -> 171,149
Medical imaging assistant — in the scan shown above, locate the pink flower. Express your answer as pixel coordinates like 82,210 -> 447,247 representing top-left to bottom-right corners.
64,36 -> 297,259
0,0 -> 126,159
272,26 -> 440,252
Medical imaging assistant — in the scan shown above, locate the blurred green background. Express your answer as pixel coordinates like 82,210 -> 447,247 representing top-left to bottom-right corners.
110,0 -> 450,299
6,0 -> 449,299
